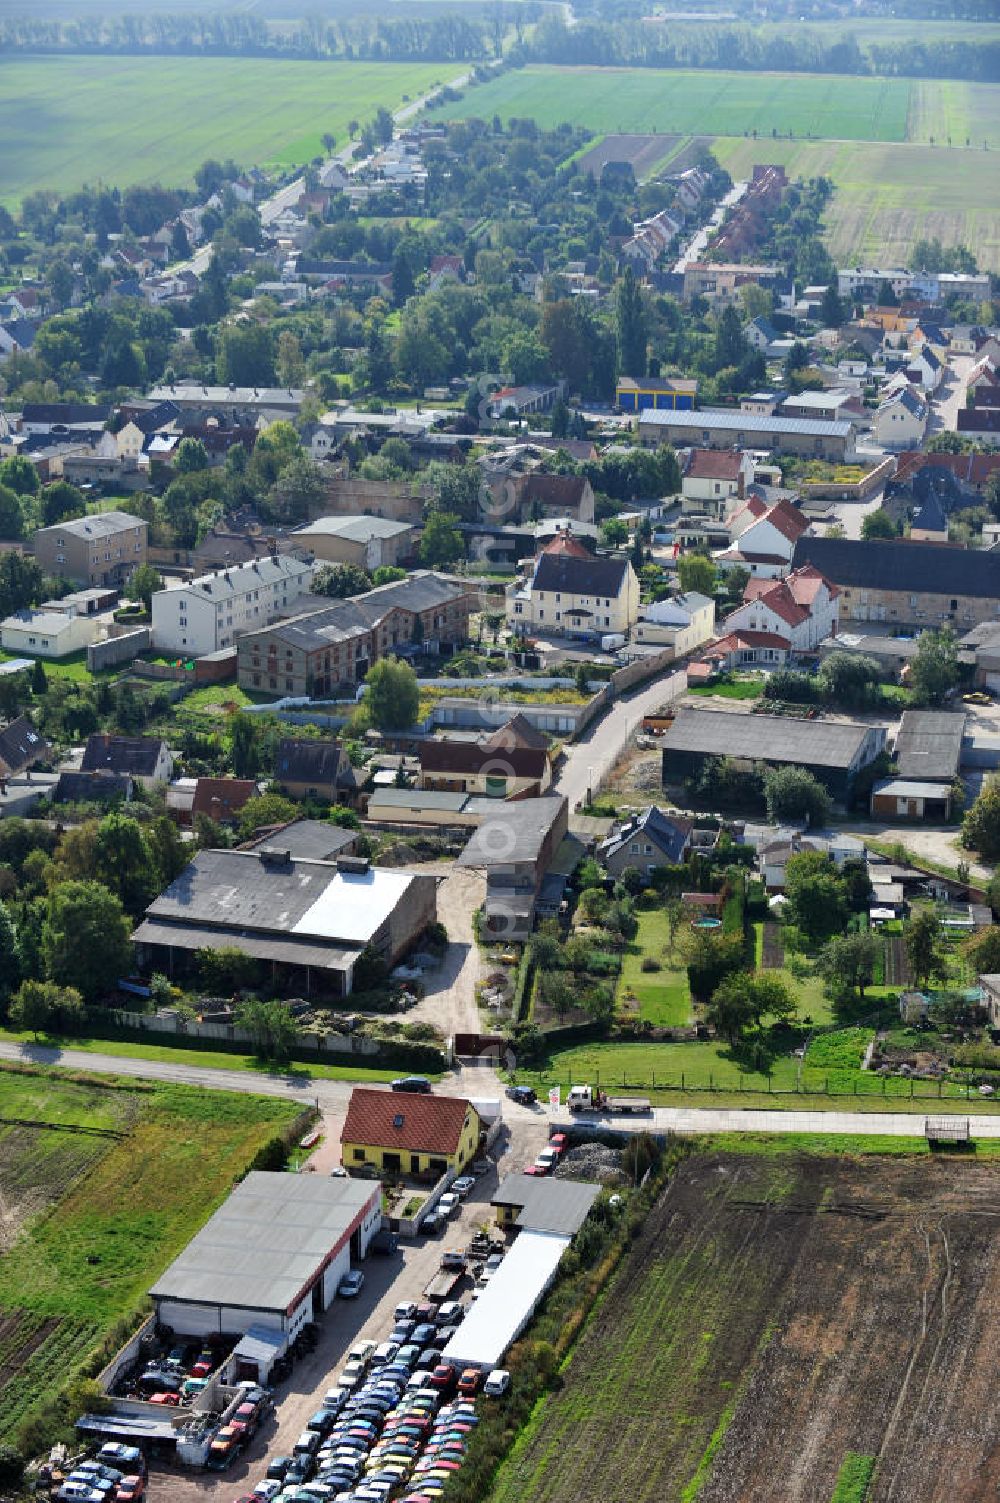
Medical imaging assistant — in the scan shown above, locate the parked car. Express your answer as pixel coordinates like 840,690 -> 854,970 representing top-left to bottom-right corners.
337,1269 -> 365,1298
440,1250 -> 466,1272
428,1363 -> 457,1393
483,1368 -> 511,1397
266,1456 -> 294,1482
548,1133 -> 568,1157
437,1193 -> 459,1218
113,1479 -> 145,1503
505,1084 -> 536,1105
370,1228 -> 399,1255
420,1209 -> 444,1236
391,1076 -> 432,1094
457,1369 -> 482,1396
56,1485 -> 105,1503
451,1176 -> 476,1198
435,1301 -> 464,1326
394,1301 -> 418,1322
535,1148 -> 558,1172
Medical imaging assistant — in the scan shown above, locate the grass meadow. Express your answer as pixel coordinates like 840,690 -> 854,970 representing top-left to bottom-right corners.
0,1064 -> 301,1442
0,56 -> 462,204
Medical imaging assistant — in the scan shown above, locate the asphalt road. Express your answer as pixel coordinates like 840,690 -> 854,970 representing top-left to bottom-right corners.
553,667 -> 687,809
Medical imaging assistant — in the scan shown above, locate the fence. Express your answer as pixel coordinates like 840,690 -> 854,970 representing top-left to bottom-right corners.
523,1069 -> 1000,1105
108,1010 -> 446,1073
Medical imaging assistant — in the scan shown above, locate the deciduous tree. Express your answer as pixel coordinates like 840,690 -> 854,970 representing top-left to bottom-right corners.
364,657 -> 420,731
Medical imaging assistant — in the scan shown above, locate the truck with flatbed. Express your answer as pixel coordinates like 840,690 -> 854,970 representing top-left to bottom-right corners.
424,1265 -> 465,1302
566,1085 -> 652,1115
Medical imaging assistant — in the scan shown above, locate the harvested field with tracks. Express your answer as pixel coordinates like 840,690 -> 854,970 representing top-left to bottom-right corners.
491,1152 -> 1000,1503
573,132 -> 686,180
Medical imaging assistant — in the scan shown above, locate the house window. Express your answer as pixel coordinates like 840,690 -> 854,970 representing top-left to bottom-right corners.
353,1148 -> 365,1161
950,599 -> 958,611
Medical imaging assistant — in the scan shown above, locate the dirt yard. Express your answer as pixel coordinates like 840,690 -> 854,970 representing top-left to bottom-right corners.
491,1152 -> 1000,1503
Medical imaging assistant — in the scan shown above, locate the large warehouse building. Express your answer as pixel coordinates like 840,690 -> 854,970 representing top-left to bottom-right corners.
132,847 -> 437,996
149,1172 -> 381,1340
661,706 -> 886,802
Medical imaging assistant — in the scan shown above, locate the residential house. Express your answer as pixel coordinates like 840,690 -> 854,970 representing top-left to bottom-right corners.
146,384 -> 304,417
0,319 -> 37,360
723,564 -> 839,655
615,375 -> 697,413
190,778 -> 259,827
81,734 -> 174,788
633,590 -> 715,653
0,608 -> 100,659
872,385 -> 927,450
341,1089 -> 481,1179
791,535 -> 1000,630
488,472 -> 596,528
692,627 -> 790,674
598,806 -> 693,880
237,573 -> 473,696
745,316 -> 782,353
909,491 -> 949,543
151,553 -> 314,657
294,516 -> 416,572
716,495 -> 810,577
637,408 -> 855,462
427,255 -> 464,289
680,449 -> 753,518
33,510 -> 148,589
905,344 -> 943,392
419,716 -> 551,800
680,262 -> 784,305
507,530 -> 639,638
957,408 -> 1000,443
780,389 -> 868,425
274,739 -> 354,802
133,849 -> 436,998
837,267 -> 914,303
0,715 -> 50,778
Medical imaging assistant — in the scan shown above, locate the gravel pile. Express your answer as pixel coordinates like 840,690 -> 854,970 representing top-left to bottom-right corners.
556,1144 -> 625,1185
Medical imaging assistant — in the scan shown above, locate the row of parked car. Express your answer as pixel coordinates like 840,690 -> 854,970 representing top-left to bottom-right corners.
230,1301 -> 500,1503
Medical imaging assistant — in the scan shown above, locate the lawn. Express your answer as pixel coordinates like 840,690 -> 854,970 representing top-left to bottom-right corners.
617,908 -> 690,1027
687,675 -> 763,701
0,647 -> 102,683
439,65 -> 915,142
0,1064 -> 301,1443
0,56 -> 464,204
0,1026 -> 417,1083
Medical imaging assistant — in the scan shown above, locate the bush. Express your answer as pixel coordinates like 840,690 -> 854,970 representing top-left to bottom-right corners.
640,956 -> 661,972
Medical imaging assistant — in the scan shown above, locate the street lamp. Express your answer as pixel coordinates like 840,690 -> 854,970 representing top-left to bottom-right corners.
587,764 -> 594,807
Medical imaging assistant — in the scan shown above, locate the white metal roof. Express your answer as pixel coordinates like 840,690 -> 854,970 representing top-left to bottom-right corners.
294,865 -> 415,944
440,1230 -> 569,1371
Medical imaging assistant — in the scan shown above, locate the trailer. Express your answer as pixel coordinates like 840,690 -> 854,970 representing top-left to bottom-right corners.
566,1085 -> 652,1116
925,1115 -> 970,1146
423,1268 -> 465,1303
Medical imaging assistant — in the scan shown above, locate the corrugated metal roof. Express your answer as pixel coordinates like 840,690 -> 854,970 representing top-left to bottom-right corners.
639,408 -> 853,438
663,707 -> 874,769
894,710 -> 965,781
873,778 -> 954,801
149,1172 -> 377,1312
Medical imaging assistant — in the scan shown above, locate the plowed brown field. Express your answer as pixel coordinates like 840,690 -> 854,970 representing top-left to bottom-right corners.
491,1153 -> 1000,1503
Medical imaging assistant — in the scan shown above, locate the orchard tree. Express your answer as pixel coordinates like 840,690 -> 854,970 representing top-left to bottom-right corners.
817,931 -> 881,1004
905,907 -> 945,989
705,970 -> 795,1044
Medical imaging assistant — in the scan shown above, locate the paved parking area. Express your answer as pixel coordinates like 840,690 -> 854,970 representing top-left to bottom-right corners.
149,1113 -> 550,1501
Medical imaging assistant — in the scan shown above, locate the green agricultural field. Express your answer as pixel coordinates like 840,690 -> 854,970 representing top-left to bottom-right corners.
0,1064 -> 301,1444
0,56 -> 463,205
711,133 -> 1000,272
439,64 -> 914,141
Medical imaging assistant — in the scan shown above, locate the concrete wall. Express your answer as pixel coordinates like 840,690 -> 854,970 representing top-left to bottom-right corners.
87,627 -> 152,671
315,476 -> 430,524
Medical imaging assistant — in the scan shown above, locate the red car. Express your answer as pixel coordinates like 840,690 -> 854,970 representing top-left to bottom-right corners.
428,1363 -> 457,1392
548,1133 -> 568,1157
190,1360 -> 213,1378
457,1368 -> 482,1396
148,1392 -> 180,1406
114,1480 -> 145,1503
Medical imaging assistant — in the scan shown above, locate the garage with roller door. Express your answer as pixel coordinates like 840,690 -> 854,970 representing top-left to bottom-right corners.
149,1171 -> 381,1339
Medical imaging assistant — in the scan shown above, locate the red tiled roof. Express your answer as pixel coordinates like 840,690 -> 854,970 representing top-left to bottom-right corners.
685,448 -> 744,481
713,627 -> 792,652
763,499 -> 809,544
893,451 -> 1000,491
540,528 -> 592,560
341,1088 -> 477,1156
786,562 -> 839,603
192,778 -> 258,820
740,577 -> 809,627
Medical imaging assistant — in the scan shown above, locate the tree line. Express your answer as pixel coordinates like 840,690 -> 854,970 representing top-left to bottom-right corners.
518,17 -> 1000,83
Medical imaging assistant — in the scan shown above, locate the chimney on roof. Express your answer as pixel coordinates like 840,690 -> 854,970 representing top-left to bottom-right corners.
336,855 -> 371,876
259,847 -> 291,867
